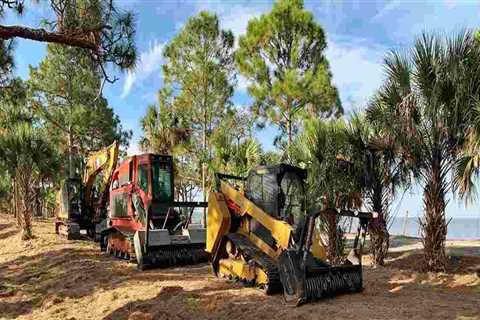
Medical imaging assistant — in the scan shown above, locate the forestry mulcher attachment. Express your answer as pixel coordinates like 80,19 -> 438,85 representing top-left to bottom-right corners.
207,164 -> 376,306
55,141 -> 119,240
100,153 -> 208,270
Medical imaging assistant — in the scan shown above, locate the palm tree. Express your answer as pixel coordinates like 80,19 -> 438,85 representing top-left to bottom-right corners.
211,109 -> 261,177
0,81 -> 60,239
345,114 -> 410,266
367,31 -> 480,271
293,118 -> 362,263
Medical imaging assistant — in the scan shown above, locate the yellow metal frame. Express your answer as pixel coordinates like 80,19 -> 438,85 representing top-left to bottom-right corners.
207,176 -> 328,287
56,141 -> 119,221
218,258 -> 268,285
206,192 -> 231,254
220,181 -> 293,249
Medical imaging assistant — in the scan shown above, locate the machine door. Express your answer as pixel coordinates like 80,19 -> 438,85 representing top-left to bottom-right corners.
57,178 -> 83,220
279,171 -> 305,224
151,160 -> 173,203
109,168 -> 132,219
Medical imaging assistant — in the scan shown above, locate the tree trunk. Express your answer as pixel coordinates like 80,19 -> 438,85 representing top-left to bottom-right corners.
323,209 -> 342,263
368,185 -> 390,266
16,167 -> 35,240
285,97 -> 293,161
12,178 -> 17,218
14,177 -> 22,227
201,101 -> 207,226
287,118 -> 292,148
420,161 -> 447,272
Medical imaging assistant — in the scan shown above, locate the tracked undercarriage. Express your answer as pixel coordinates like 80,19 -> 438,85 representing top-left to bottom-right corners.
217,233 -> 282,294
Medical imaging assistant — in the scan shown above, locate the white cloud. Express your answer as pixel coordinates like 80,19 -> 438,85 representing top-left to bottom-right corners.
121,40 -> 165,98
371,0 -> 402,22
326,36 -> 386,112
237,75 -> 250,93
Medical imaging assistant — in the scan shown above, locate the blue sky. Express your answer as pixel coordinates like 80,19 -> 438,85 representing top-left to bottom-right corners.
4,0 -> 480,219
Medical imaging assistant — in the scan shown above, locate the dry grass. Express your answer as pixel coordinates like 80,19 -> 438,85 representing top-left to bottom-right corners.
0,214 -> 479,320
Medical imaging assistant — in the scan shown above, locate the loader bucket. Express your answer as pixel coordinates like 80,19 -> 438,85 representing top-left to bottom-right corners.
278,249 -> 363,306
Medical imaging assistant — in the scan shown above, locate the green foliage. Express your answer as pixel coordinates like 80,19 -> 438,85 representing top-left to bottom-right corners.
291,118 -> 358,262
211,109 -> 262,177
236,0 -> 341,147
139,89 -> 191,155
28,43 -> 131,174
0,39 -> 14,86
0,79 -> 60,237
367,31 -> 480,271
163,11 -> 235,130
292,118 -> 361,210
1,0 -> 137,74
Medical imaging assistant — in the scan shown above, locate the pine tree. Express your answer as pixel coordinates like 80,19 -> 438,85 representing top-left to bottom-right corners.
236,0 -> 341,153
162,11 -> 235,208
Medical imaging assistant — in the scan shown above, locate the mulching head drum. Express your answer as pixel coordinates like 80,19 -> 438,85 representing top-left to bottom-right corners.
142,245 -> 208,269
304,267 -> 362,300
278,249 -> 363,306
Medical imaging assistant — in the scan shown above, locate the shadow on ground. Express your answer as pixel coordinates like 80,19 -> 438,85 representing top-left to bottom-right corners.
0,223 -> 13,232
0,230 -> 18,240
102,282 -> 257,320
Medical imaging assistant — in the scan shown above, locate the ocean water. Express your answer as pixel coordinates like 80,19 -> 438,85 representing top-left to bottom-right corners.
191,207 -> 480,240
386,216 -> 480,240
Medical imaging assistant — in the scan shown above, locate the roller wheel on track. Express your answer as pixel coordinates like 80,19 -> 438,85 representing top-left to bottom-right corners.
133,231 -> 149,271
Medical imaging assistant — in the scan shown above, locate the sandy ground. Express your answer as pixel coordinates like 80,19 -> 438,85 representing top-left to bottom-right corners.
0,214 -> 479,320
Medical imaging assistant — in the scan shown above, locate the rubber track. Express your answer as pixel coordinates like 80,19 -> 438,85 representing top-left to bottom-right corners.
226,233 -> 282,293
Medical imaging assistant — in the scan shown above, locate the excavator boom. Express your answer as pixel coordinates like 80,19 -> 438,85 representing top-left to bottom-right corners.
83,141 -> 119,222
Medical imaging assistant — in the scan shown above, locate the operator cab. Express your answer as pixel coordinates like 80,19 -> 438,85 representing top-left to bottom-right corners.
58,177 -> 84,220
245,164 -> 307,224
109,154 -> 179,230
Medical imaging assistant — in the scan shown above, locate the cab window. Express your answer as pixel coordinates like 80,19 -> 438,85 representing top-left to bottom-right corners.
137,164 -> 149,194
152,161 -> 172,202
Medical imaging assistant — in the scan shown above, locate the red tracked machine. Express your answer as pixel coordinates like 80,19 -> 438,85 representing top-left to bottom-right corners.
100,153 -> 207,269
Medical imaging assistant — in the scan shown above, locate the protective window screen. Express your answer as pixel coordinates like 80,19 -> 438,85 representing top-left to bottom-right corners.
137,164 -> 149,194
245,173 -> 278,217
152,162 -> 172,202
280,172 -> 304,222
110,192 -> 128,217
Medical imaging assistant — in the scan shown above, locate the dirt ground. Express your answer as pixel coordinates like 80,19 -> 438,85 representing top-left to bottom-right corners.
0,214 -> 479,320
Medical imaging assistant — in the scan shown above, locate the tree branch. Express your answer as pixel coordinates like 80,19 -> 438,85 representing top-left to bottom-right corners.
0,24 -> 97,51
